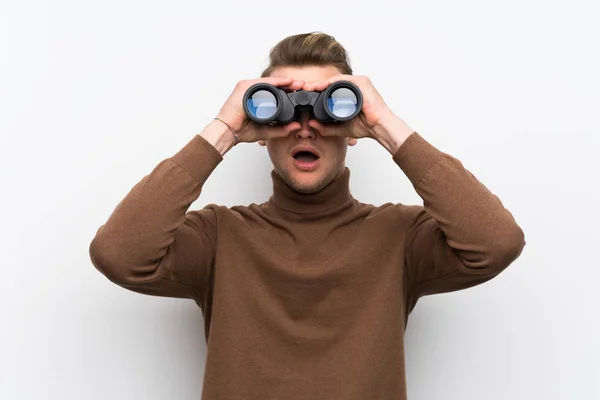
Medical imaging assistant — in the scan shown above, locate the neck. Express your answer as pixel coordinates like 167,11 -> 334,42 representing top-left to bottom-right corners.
268,167 -> 354,215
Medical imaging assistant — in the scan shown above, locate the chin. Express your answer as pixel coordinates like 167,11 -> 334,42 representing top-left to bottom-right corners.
286,165 -> 332,194
293,181 -> 324,194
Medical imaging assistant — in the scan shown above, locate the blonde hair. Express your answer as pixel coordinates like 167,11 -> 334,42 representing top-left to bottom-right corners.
260,32 -> 353,78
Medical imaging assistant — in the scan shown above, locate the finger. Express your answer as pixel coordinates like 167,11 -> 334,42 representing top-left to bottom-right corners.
307,119 -> 328,136
282,121 -> 301,135
261,121 -> 301,141
310,75 -> 355,92
279,79 -> 305,92
260,76 -> 295,87
310,119 -> 348,138
314,78 -> 336,91
304,79 -> 332,92
301,81 -> 320,92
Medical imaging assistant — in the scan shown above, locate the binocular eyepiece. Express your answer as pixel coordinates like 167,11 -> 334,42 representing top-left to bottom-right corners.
242,80 -> 363,125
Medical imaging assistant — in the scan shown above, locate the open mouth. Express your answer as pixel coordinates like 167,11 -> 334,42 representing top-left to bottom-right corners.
293,151 -> 320,162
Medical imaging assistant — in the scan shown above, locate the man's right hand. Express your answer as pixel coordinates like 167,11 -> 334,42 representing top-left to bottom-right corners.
215,77 -> 305,144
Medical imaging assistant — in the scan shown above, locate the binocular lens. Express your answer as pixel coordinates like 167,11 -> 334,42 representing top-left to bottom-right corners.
246,89 -> 278,119
326,87 -> 358,118
242,80 -> 361,124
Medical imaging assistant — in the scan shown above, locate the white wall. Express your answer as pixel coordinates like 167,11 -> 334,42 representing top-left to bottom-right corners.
1,0 -> 598,399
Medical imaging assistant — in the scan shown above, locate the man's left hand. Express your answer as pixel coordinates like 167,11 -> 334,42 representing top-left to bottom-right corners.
301,74 -> 394,140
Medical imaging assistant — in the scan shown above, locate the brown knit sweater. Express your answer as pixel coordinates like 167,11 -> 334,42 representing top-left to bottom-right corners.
89,131 -> 526,399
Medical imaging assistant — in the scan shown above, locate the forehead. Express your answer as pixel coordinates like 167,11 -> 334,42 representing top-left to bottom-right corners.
269,65 -> 341,84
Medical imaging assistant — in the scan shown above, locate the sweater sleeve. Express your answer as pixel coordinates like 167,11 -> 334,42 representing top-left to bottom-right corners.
392,132 -> 526,305
89,134 -> 224,301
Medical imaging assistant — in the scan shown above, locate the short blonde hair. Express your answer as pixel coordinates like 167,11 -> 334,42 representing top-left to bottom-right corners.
260,31 -> 353,78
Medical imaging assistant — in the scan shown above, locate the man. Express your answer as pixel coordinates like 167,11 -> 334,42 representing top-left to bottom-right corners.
89,32 -> 525,399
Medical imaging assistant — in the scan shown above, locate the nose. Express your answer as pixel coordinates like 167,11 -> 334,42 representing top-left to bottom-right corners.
293,109 -> 317,140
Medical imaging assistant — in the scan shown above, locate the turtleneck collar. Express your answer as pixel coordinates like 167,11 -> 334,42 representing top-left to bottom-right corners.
268,167 -> 354,214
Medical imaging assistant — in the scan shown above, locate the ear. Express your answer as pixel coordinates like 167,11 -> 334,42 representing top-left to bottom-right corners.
348,138 -> 358,146
258,140 -> 266,146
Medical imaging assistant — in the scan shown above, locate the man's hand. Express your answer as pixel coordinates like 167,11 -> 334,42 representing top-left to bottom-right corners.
301,75 -> 392,139
302,75 -> 415,153
215,77 -> 305,144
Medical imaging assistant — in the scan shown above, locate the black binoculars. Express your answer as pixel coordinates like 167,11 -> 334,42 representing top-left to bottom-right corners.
242,80 -> 363,125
